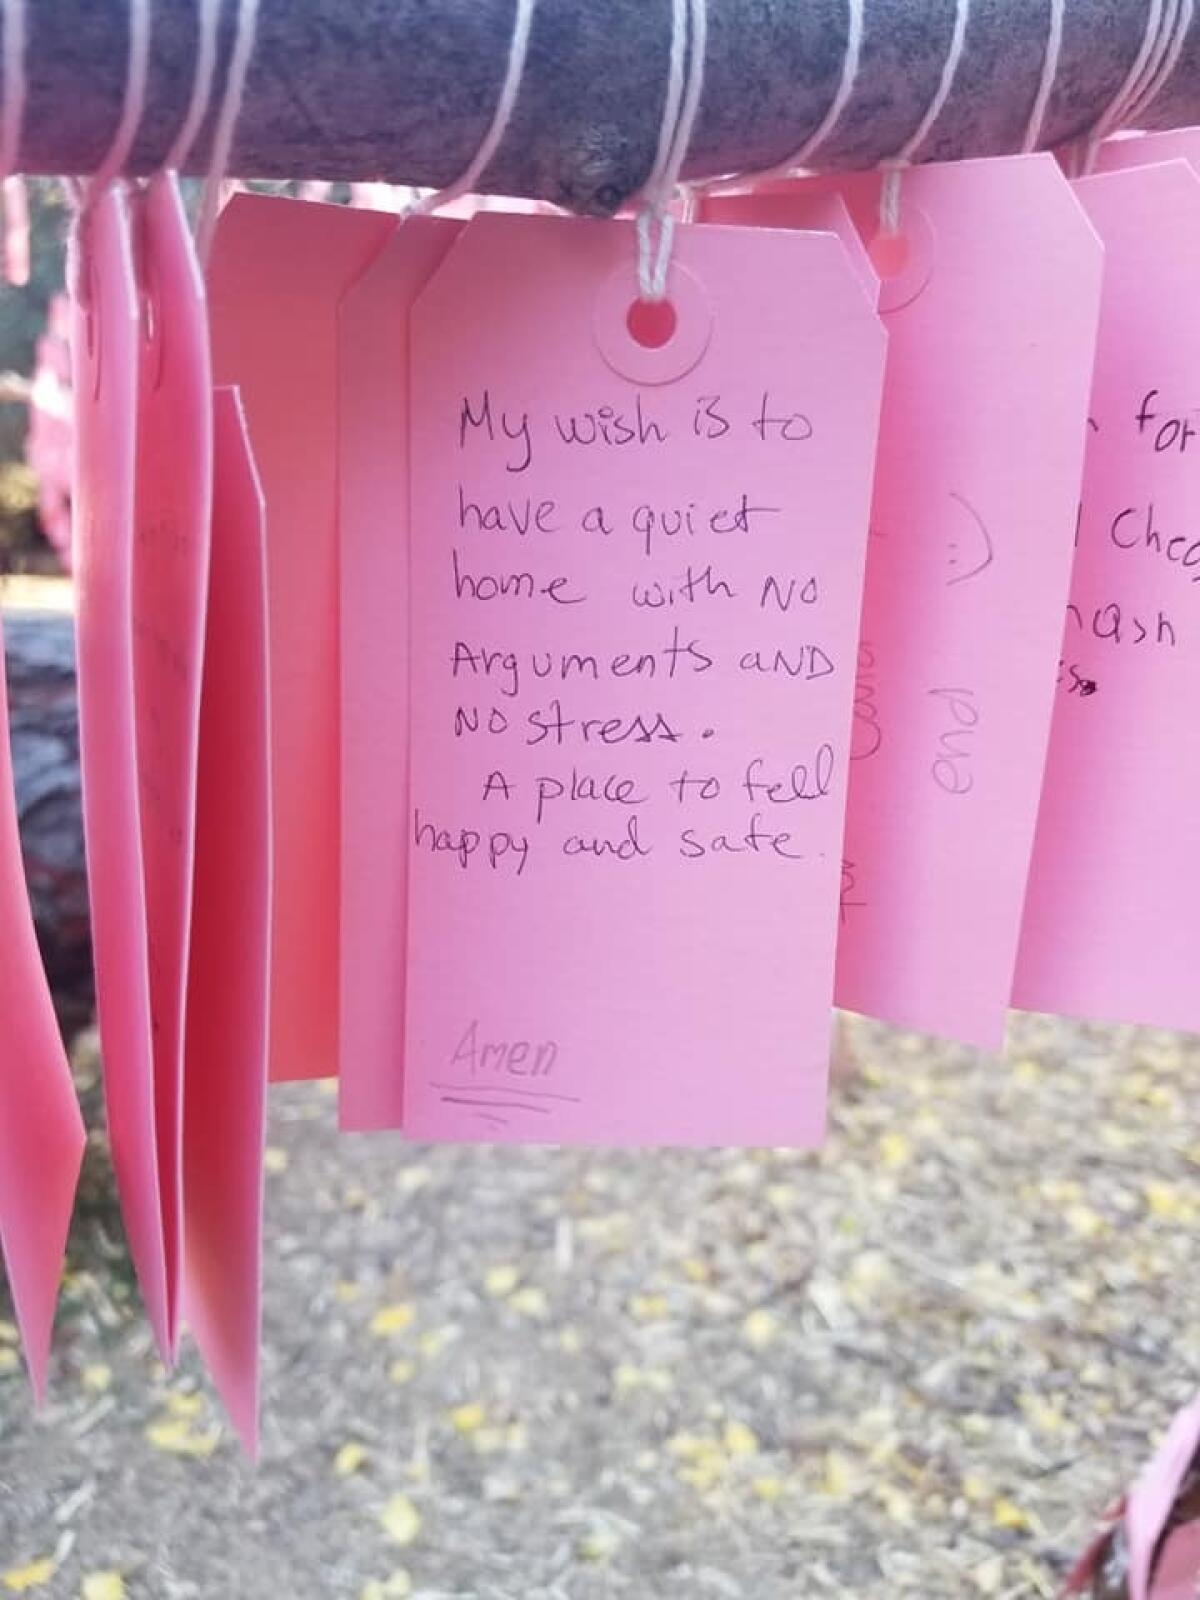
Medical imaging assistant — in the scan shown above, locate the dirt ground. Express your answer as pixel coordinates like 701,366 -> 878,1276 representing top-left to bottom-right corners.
0,1012 -> 1197,1599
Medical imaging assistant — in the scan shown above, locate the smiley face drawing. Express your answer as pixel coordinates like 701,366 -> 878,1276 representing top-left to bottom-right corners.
946,490 -> 995,587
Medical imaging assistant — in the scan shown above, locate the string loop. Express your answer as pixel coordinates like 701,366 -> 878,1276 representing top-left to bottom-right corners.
636,0 -> 708,302
195,0 -> 261,264
410,0 -> 538,217
876,0 -> 970,236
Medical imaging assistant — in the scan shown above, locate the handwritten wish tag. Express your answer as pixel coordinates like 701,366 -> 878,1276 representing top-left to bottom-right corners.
208,194 -> 395,1082
0,615 -> 85,1396
714,159 -> 1103,1048
182,388 -> 271,1454
1014,161 -> 1200,1033
404,214 -> 885,1146
131,172 -> 213,1348
72,185 -> 171,1354
338,215 -> 462,1131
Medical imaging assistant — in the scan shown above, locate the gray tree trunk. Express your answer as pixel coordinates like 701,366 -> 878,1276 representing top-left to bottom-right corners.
16,0 -> 1200,213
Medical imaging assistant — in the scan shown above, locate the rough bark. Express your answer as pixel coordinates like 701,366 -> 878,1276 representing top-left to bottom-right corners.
4,609 -> 91,1022
15,0 -> 1200,213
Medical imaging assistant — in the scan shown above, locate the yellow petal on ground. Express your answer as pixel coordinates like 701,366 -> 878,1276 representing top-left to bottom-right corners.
1064,1203 -> 1105,1239
263,1146 -> 289,1175
449,1402 -> 486,1435
577,1528 -> 620,1562
1019,1393 -> 1066,1434
144,1418 -> 221,1459
877,1131 -> 911,1170
628,1293 -> 669,1323
1144,1180 -> 1194,1221
753,1475 -> 783,1502
992,1496 -> 1034,1532
509,1286 -> 548,1319
378,1494 -> 422,1547
820,1451 -> 855,1499
0,1349 -> 20,1376
723,1420 -> 759,1457
360,1574 -> 412,1600
2,1560 -> 56,1593
81,1363 -> 112,1394
334,1441 -> 370,1477
484,1265 -> 521,1298
333,1281 -> 362,1304
389,1359 -> 416,1386
165,1391 -> 204,1419
81,1575 -> 126,1600
742,1309 -> 778,1349
0,1320 -> 17,1344
369,1304 -> 416,1337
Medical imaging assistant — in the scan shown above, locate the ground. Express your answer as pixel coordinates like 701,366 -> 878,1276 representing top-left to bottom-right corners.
0,1013 -> 1197,1599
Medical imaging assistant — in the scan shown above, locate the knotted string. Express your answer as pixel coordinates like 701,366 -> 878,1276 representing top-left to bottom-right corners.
878,0 -> 971,236
636,0 -> 708,301
410,0 -> 538,217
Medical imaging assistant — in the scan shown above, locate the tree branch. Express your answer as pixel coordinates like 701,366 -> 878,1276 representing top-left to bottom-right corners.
17,0 -> 1198,213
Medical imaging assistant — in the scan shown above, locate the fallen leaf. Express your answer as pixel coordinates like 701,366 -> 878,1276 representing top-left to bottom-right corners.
81,1576 -> 126,1600
334,1441 -> 370,1477
449,1403 -> 486,1435
2,1559 -> 56,1593
509,1286 -> 548,1319
144,1418 -> 222,1459
81,1364 -> 112,1394
361,1575 -> 412,1600
378,1494 -> 422,1547
742,1309 -> 778,1349
369,1304 -> 416,1338
723,1420 -> 759,1457
263,1146 -> 289,1174
484,1265 -> 521,1298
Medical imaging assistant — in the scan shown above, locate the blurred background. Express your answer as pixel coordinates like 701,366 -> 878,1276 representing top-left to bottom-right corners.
0,184 -> 1197,1600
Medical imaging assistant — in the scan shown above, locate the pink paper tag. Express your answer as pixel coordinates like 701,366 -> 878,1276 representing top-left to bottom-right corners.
131,172 -> 213,1349
207,194 -> 396,1083
338,215 -> 462,1131
1150,1522 -> 1200,1600
404,213 -> 885,1146
182,387 -> 271,1455
1014,161 -> 1200,1033
0,615 -> 86,1397
714,159 -> 1103,1049
1126,1396 -> 1200,1600
72,185 -> 171,1355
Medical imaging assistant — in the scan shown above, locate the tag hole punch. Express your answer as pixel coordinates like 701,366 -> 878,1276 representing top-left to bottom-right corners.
866,201 -> 936,315
867,229 -> 910,281
595,259 -> 711,385
626,296 -> 678,349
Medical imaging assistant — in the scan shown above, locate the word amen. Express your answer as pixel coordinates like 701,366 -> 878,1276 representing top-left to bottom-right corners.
450,1021 -> 559,1078
929,687 -> 978,796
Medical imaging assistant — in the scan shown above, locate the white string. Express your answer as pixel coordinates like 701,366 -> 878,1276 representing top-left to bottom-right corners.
410,0 -> 538,216
878,0 -> 971,234
1079,0 -> 1164,170
195,0 -> 260,264
1021,0 -> 1065,151
85,0 -> 152,202
636,0 -> 708,301
767,0 -> 866,176
1125,0 -> 1194,123
164,0 -> 221,172
0,0 -> 25,180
